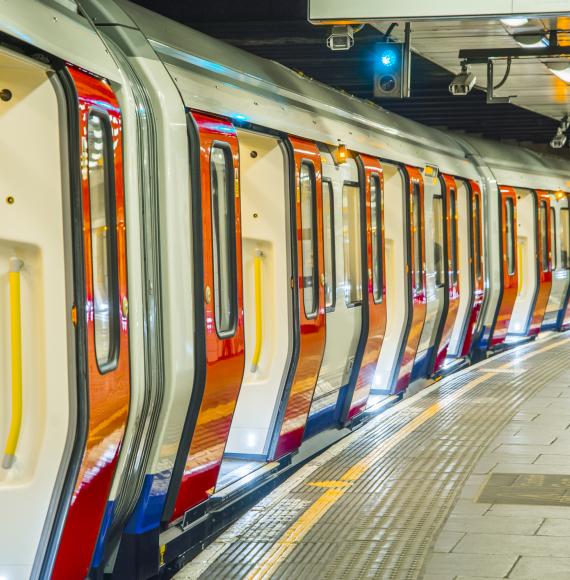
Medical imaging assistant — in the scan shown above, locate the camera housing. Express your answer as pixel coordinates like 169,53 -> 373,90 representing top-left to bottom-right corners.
449,70 -> 477,96
326,25 -> 355,51
550,127 -> 568,149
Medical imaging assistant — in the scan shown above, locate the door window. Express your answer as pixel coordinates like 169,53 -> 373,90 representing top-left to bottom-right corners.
88,110 -> 119,371
210,144 -> 237,335
550,207 -> 557,270
322,179 -> 336,309
505,198 -> 515,276
474,193 -> 483,281
370,174 -> 383,303
540,200 -> 549,272
561,207 -> 570,270
411,183 -> 423,292
449,189 -> 458,285
342,182 -> 363,305
300,162 -> 318,317
433,194 -> 444,287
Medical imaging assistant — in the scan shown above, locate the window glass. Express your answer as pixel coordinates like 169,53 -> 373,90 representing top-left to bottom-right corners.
88,110 -> 118,371
411,184 -> 423,292
550,207 -> 557,270
370,175 -> 383,303
505,198 -> 515,276
211,145 -> 237,334
449,189 -> 458,285
322,180 -> 335,309
540,201 -> 549,272
562,207 -> 570,270
300,162 -> 318,317
474,194 -> 483,280
432,195 -> 444,287
342,183 -> 363,305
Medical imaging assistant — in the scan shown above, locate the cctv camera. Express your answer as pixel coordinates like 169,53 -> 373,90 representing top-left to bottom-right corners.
449,63 -> 476,96
327,25 -> 355,51
449,71 -> 476,96
550,127 -> 568,149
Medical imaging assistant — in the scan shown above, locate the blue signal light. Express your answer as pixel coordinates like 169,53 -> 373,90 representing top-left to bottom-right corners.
379,49 -> 398,69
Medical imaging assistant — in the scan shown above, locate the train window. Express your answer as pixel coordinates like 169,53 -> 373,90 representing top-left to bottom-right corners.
343,182 -> 363,305
322,180 -> 336,310
449,189 -> 458,285
433,194 -> 445,287
411,183 -> 423,292
505,198 -> 515,276
540,200 -> 549,272
210,144 -> 237,335
300,161 -> 318,317
562,207 -> 570,270
87,109 -> 119,372
370,174 -> 383,303
474,193 -> 483,281
550,207 -> 557,270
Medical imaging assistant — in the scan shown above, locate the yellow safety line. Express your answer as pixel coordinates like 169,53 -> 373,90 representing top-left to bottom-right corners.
251,250 -> 263,373
246,336 -> 570,579
3,258 -> 24,469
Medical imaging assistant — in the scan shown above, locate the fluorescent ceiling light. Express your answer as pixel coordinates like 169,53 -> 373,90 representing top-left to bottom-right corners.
514,33 -> 549,48
548,62 -> 570,83
501,17 -> 529,27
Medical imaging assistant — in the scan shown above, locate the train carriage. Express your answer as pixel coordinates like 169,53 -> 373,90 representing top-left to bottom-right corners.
0,1 -> 569,578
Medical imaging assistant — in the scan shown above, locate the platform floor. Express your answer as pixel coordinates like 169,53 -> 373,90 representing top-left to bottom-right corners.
177,333 -> 570,579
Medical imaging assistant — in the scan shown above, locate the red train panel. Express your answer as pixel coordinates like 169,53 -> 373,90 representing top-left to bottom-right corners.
52,66 -> 131,579
345,154 -> 387,419
271,136 -> 326,459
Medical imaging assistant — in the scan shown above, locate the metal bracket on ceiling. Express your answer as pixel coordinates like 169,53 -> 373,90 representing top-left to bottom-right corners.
486,59 -> 515,104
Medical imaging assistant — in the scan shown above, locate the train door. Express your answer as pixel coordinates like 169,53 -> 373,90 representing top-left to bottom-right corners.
490,186 -> 518,346
448,180 -> 484,358
0,50 -> 79,580
507,188 -> 538,338
167,112 -> 245,522
342,154 -> 386,421
269,136 -> 326,459
411,170 -> 444,380
308,152 -> 364,429
45,66 -> 132,580
528,190 -> 553,336
221,130 -> 293,478
373,164 -> 426,394
431,174 -> 460,372
543,193 -> 570,330
557,195 -> 570,330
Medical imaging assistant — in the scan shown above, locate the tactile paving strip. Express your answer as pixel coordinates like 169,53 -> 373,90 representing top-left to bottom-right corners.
179,335 -> 570,580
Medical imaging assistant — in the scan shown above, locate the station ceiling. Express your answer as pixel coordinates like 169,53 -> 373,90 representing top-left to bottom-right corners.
131,0 -> 564,149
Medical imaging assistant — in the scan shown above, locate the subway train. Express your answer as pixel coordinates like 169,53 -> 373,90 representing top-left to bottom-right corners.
1,1 -> 570,579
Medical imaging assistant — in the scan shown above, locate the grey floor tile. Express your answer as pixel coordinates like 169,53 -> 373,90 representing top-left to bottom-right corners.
433,531 -> 466,553
452,532 -> 569,556
423,553 -> 518,577
488,452 -> 540,465
451,499 -> 492,516
490,463 -> 570,475
443,515 -> 542,535
509,556 -> 570,578
494,444 -> 561,456
534,454 -> 570,466
495,433 -> 558,446
489,504 -> 570,518
538,518 -> 570,536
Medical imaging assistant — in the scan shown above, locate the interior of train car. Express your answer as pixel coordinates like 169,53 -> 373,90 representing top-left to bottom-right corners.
1,1 -> 570,579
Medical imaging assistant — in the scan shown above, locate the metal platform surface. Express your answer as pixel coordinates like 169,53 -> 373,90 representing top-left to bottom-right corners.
176,333 -> 570,580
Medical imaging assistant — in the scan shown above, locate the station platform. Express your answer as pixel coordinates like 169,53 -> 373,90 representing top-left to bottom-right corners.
176,333 -> 570,579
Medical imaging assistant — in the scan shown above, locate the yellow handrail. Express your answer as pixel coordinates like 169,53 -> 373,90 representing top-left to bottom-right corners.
251,250 -> 263,373
3,257 -> 23,469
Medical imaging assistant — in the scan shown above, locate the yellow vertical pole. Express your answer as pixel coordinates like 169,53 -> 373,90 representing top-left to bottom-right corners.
3,257 -> 23,469
251,250 -> 263,373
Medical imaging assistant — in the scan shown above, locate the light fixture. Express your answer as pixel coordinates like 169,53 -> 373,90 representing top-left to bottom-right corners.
334,142 -> 348,164
501,17 -> 529,28
514,33 -> 549,48
547,62 -> 570,83
449,62 -> 476,96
